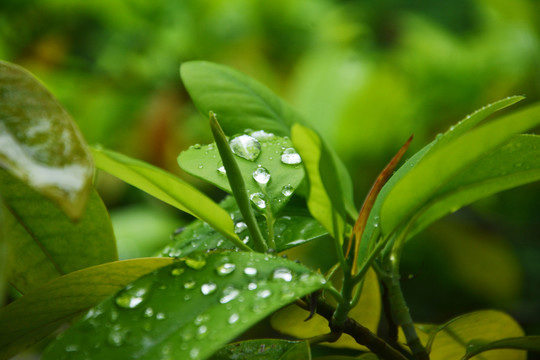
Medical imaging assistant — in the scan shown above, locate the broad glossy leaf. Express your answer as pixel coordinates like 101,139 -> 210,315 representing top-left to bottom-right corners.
409,134 -> 540,237
91,146 -> 239,244
463,336 -> 540,360
179,133 -> 304,215
211,339 -> 310,360
406,310 -> 525,360
0,61 -> 93,219
292,124 -> 344,237
1,169 -> 117,293
271,268 -> 380,350
43,252 -> 327,360
381,102 -> 540,236
181,61 -> 304,137
0,258 -> 173,360
161,196 -> 327,258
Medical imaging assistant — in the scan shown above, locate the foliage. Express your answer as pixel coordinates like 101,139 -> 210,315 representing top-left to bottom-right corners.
1,58 -> 540,360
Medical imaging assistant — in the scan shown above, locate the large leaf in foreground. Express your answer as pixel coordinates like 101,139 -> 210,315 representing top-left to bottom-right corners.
1,170 -> 117,293
0,258 -> 173,360
91,147 -> 239,244
43,252 -> 327,360
161,196 -> 327,258
0,61 -> 93,219
463,336 -> 540,360
211,339 -> 311,360
381,102 -> 540,235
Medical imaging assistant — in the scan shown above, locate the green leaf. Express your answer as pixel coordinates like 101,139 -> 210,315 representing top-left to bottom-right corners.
409,134 -> 540,237
314,355 -> 379,360
91,146 -> 240,245
381,102 -> 540,236
161,196 -> 328,258
211,339 -> 311,360
0,258 -> 173,360
0,61 -> 93,220
178,132 -> 305,216
463,336 -> 540,360
180,61 -> 304,137
1,169 -> 117,294
407,310 -> 526,360
0,200 -> 6,306
291,124 -> 344,237
271,268 -> 380,351
43,252 -> 327,360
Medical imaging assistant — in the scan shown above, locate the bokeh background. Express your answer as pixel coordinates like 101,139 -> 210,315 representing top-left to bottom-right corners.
2,0 -> 540,349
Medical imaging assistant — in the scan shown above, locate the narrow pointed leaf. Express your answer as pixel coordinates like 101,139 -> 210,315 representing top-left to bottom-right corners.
43,252 -> 327,360
211,339 -> 310,360
1,170 -> 117,293
462,336 -> 540,360
0,61 -> 93,220
381,103 -> 540,235
91,146 -> 240,245
0,258 -> 173,360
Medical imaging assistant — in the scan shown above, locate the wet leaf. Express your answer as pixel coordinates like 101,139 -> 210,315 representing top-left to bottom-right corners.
211,339 -> 310,360
0,61 -> 93,219
43,252 -> 327,360
91,146 -> 240,245
462,336 -> 540,359
405,310 -> 526,360
179,132 -> 304,216
1,169 -> 117,294
0,258 -> 173,360
271,268 -> 380,350
314,355 -> 379,360
381,102 -> 540,236
160,196 -> 327,258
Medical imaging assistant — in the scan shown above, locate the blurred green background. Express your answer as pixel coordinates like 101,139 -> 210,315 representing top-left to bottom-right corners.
2,0 -> 539,342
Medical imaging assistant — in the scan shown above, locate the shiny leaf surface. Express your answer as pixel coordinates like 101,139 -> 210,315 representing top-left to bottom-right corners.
211,339 -> 311,360
463,336 -> 540,359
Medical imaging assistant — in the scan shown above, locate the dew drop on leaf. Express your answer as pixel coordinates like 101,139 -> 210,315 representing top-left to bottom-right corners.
230,135 -> 261,161
257,289 -> 272,299
243,267 -> 258,276
216,263 -> 236,276
143,307 -> 154,318
252,166 -> 271,185
250,130 -> 275,141
220,286 -> 240,304
190,347 -> 200,359
281,184 -> 293,197
217,161 -> 226,175
107,325 -> 127,347
201,282 -> 217,295
184,280 -> 196,290
228,313 -> 240,324
185,255 -> 207,270
171,267 -> 185,276
272,268 -> 293,282
156,312 -> 166,320
280,148 -> 302,165
234,221 -> 247,233
114,279 -> 153,309
249,192 -> 266,208
248,282 -> 257,290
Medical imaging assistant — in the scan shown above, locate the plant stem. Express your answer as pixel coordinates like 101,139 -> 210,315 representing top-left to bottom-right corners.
209,112 -> 267,252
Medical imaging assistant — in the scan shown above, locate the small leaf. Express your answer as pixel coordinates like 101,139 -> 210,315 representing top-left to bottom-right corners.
0,258 -> 173,360
1,170 -> 117,294
271,268 -> 380,350
179,132 -> 305,215
91,146 -> 240,246
0,61 -> 93,219
211,339 -> 310,360
381,102 -> 540,236
43,252 -> 327,360
463,336 -> 540,360
161,196 -> 327,258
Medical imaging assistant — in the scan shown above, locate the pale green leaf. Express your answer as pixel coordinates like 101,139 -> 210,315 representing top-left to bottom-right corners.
0,258 -> 173,360
463,336 -> 540,360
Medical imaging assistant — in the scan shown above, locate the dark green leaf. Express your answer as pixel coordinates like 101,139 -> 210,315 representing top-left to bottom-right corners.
463,336 -> 540,360
43,252 -> 327,360
0,258 -> 173,360
91,146 -> 241,246
1,169 -> 117,293
161,196 -> 327,258
0,61 -> 93,220
211,339 -> 310,360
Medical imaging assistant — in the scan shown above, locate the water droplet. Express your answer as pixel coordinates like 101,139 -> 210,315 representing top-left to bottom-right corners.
197,325 -> 208,339
185,255 -> 207,270
243,267 -> 257,276
242,236 -> 250,244
65,344 -> 79,352
257,289 -> 272,299
193,144 -> 202,149
198,164 -> 203,169
248,282 -> 257,290
194,314 -> 210,325
184,280 -> 197,290
217,161 -> 226,175
201,282 -> 217,295
228,313 -> 240,324
115,280 -> 153,309
216,263 -> 236,276
250,192 -> 266,208
143,307 -> 154,318
190,347 -> 200,359
273,268 -> 293,282
156,312 -> 166,320
252,166 -> 271,185
234,221 -> 247,234
109,309 -> 119,323
107,326 -> 127,347
220,286 -> 240,304
281,184 -> 293,197
280,148 -> 302,165
217,239 -> 225,247
171,267 -> 185,276
250,130 -> 275,141
230,135 -> 261,161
